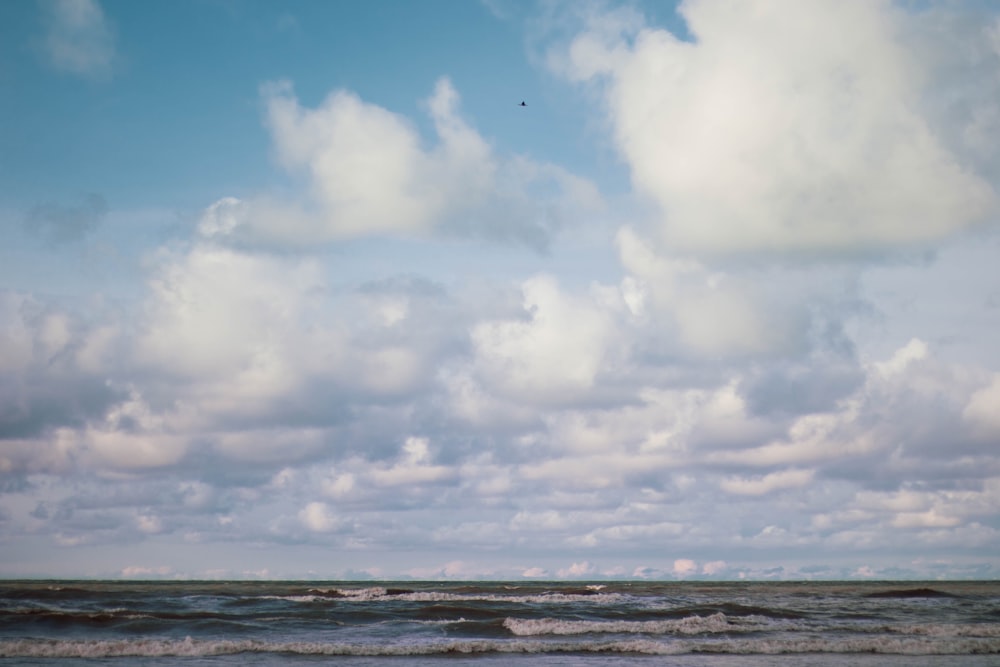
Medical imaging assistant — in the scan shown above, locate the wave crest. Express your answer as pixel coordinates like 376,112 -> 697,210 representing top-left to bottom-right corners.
3,636 -> 999,658
504,612 -> 766,636
307,587 -> 627,605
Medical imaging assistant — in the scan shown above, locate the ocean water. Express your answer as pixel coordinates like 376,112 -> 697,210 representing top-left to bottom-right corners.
1,580 -> 998,666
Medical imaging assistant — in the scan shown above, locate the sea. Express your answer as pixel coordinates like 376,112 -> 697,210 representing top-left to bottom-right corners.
1,580 -> 998,666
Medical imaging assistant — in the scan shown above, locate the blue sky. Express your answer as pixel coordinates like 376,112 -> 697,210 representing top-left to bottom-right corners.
1,0 -> 1000,580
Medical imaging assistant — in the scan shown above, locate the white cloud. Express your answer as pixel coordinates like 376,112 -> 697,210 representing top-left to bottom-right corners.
120,565 -> 172,578
135,513 -> 164,534
213,428 -> 328,464
557,561 -> 596,578
720,468 -> 815,496
702,560 -> 727,575
407,560 -> 487,580
562,0 -> 996,256
0,433 -> 75,477
0,233 -> 477,477
197,197 -> 246,238
673,558 -> 697,577
616,227 -> 808,358
708,338 -> 998,477
321,472 -> 355,499
576,521 -> 685,548
130,237 -> 450,437
264,77 -> 487,239
854,481 -> 1000,530
439,366 -> 539,429
890,510 -> 961,529
299,502 -> 338,533
509,509 -> 567,533
368,437 -> 455,488
41,0 -> 116,79
874,337 -> 928,378
470,275 -> 618,404
0,291 -> 122,463
83,426 -> 188,471
5,253 -> 998,575
206,79 -> 601,249
135,244 -> 324,386
963,374 -> 1000,439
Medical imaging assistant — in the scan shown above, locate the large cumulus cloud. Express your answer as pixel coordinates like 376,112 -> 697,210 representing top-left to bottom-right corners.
199,78 -> 602,250
559,0 -> 997,256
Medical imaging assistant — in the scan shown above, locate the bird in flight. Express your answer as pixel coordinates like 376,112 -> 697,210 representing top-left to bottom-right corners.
519,101 -> 527,107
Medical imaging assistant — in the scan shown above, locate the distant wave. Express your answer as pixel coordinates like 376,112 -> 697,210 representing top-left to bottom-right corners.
865,588 -> 960,599
303,586 -> 628,605
0,606 -> 264,629
884,623 -> 1000,638
3,636 -> 998,658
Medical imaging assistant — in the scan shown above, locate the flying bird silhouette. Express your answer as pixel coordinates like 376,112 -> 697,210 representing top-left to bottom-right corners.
519,101 -> 527,107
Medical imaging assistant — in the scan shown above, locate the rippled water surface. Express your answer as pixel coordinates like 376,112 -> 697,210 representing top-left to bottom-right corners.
2,580 -> 998,666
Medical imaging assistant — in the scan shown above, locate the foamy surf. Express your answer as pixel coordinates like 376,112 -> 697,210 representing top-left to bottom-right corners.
3,636 -> 999,658
305,586 -> 629,605
503,612 -> 776,636
3,580 -> 999,665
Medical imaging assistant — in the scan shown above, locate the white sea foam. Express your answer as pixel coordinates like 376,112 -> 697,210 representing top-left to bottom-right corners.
317,587 -> 629,605
887,623 -> 1000,638
3,636 -> 998,658
503,613 -> 772,636
331,587 -> 390,600
261,594 -> 325,603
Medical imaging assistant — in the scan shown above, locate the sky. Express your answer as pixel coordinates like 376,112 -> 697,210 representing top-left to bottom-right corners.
1,0 -> 999,581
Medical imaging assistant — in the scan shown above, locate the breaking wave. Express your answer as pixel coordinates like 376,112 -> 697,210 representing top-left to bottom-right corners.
304,586 -> 628,605
503,612 -> 774,636
3,636 -> 999,658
